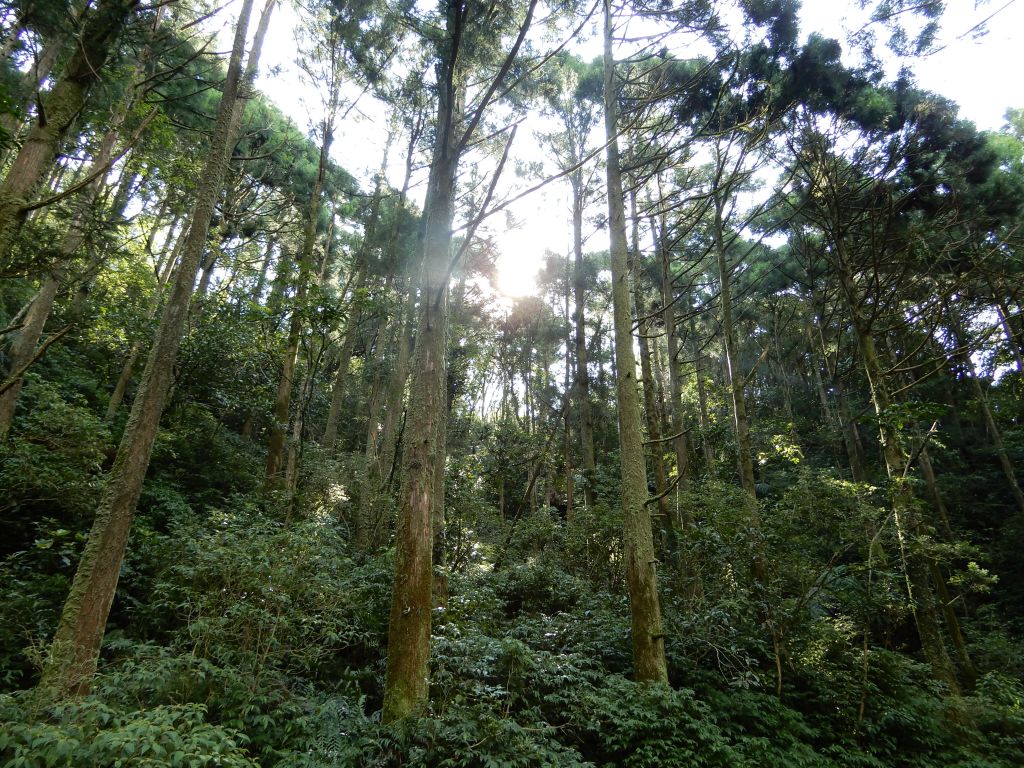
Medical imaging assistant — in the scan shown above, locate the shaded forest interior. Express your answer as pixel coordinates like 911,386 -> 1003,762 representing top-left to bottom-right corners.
2,0 -> 1024,765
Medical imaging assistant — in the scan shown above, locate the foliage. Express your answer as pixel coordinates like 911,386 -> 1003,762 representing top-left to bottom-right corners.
0,694 -> 258,768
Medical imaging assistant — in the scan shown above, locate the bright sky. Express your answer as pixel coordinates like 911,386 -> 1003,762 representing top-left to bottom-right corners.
237,0 -> 1023,299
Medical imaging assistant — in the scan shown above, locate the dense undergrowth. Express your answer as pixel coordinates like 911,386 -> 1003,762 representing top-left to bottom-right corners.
2,361 -> 1024,767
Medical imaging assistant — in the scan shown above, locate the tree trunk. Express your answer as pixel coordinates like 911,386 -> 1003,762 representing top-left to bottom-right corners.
712,184 -> 758,507
382,0 -> 535,717
252,237 -> 276,302
570,171 -> 597,508
835,376 -> 868,482
323,131 -> 393,453
691,320 -> 714,469
266,66 -> 333,484
970,368 -> 1024,515
357,341 -> 391,548
943,307 -> 1024,516
0,0 -> 141,267
382,35 -> 465,722
630,195 -> 674,561
321,262 -> 366,452
602,0 -> 667,685
563,254 -> 575,521
361,128 -> 419,534
382,133 -> 457,725
0,274 -> 60,437
0,15 -> 156,432
106,217 -> 186,422
654,211 -> 690,494
264,247 -> 302,483
375,281 -> 416,495
37,0 -> 267,700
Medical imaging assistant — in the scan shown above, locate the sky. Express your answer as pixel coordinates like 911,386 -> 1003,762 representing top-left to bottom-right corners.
234,0 -> 1024,298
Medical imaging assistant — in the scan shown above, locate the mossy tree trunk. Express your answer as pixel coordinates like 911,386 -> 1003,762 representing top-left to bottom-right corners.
37,0 -> 268,700
630,193 -> 675,561
601,0 -> 668,685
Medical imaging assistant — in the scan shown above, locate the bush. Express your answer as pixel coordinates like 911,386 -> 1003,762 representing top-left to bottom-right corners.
0,693 -> 258,768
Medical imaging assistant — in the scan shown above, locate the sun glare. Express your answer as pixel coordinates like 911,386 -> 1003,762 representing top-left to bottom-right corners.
494,226 -> 544,298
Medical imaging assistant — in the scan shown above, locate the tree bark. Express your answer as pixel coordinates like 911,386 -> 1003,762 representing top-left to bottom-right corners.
601,0 -> 668,685
360,129 -> 419,538
0,86 -> 145,435
382,113 -> 457,725
106,217 -> 185,422
381,25 -> 466,721
0,274 -> 60,437
382,0 -> 536,719
692,319 -> 714,469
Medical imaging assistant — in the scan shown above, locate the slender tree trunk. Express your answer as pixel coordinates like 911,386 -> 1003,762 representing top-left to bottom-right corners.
654,210 -> 690,495
630,195 -> 674,560
914,439 -> 977,688
0,8 -> 163,431
947,309 -> 1024,516
835,376 -> 868,482
691,322 -> 714,469
564,254 -> 575,521
252,237 -> 276,302
106,218 -> 185,422
265,248 -> 303,483
570,171 -> 597,507
361,129 -> 418,530
602,0 -> 667,684
0,23 -> 70,157
0,106 -> 135,435
711,186 -> 758,506
985,275 -> 1024,375
969,367 -> 1024,515
382,36 -> 466,722
266,68 -> 333,484
357,342 -> 391,548
285,370 -> 314,494
321,263 -> 365,451
376,282 -> 416,494
382,128 -> 457,724
38,0 -> 267,700
322,132 -> 393,452
382,0 -> 535,716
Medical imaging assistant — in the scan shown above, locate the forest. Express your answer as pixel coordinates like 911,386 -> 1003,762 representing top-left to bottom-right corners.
1,0 -> 1023,764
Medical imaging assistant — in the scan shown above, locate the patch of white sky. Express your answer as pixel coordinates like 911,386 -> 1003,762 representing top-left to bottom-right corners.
214,0 -> 1023,301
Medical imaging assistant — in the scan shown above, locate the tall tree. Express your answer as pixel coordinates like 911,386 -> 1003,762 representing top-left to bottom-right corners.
600,0 -> 667,685
37,0 -> 275,699
382,0 -> 540,721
